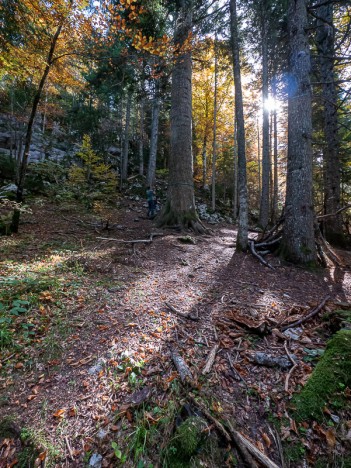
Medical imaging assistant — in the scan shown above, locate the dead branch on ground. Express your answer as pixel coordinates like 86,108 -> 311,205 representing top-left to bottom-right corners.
281,295 -> 331,331
169,344 -> 194,384
202,344 -> 219,374
165,302 -> 199,321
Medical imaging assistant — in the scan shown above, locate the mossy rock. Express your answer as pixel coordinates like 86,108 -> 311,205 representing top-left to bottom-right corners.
292,330 -> 351,421
0,416 -> 20,438
166,416 -> 208,467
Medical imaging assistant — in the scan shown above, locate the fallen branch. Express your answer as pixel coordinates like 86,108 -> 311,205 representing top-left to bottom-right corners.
232,430 -> 280,468
227,352 -> 247,385
249,241 -> 274,270
317,204 -> 351,220
188,394 -> 257,468
169,345 -> 194,384
202,344 -> 219,374
64,436 -> 74,460
284,343 -> 298,393
165,302 -> 199,321
281,295 -> 331,331
96,232 -> 164,244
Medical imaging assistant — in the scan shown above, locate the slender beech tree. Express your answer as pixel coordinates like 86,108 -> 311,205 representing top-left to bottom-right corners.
316,3 -> 344,246
230,0 -> 248,251
12,21 -> 64,232
281,0 -> 317,264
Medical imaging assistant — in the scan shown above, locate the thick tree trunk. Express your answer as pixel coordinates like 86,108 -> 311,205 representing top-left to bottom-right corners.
230,0 -> 248,251
158,1 -> 204,232
272,105 -> 279,223
257,117 -> 261,198
147,82 -> 161,187
121,93 -> 132,181
139,97 -> 145,176
11,23 -> 63,233
316,4 -> 344,246
281,0 -> 317,265
259,21 -> 270,229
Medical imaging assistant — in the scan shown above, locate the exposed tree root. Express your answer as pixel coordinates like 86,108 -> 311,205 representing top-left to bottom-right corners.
248,214 -> 345,268
157,204 -> 210,234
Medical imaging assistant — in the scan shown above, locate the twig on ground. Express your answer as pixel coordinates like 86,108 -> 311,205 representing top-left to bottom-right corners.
202,344 -> 219,375
284,343 -> 298,393
64,436 -> 74,460
165,302 -> 199,321
281,295 -> 331,331
226,352 -> 247,385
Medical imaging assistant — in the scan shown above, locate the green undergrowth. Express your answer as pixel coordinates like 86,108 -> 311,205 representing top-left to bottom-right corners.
292,330 -> 351,421
0,246 -> 87,359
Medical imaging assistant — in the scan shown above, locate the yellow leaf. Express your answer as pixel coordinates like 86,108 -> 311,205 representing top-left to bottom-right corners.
53,409 -> 66,418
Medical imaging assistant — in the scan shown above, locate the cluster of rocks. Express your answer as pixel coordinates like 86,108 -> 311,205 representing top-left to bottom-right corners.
196,203 -> 233,225
0,115 -> 73,164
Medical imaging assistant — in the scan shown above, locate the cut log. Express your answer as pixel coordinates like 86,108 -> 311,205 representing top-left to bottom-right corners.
202,344 -> 219,374
248,352 -> 296,370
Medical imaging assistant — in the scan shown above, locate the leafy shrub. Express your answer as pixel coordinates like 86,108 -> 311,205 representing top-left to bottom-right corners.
67,135 -> 117,205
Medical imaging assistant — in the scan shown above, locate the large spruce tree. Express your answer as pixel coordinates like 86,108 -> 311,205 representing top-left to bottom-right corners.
281,0 -> 317,265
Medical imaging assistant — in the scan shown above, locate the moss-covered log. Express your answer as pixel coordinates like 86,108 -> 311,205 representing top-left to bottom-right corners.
292,330 -> 351,421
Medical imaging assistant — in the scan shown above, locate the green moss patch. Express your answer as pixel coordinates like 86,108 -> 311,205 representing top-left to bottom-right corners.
165,416 -> 208,467
293,330 -> 351,421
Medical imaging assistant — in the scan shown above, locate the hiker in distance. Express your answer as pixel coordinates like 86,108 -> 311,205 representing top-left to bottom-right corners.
146,186 -> 155,218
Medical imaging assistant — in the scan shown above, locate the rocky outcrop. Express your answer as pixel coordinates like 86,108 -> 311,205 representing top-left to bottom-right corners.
0,114 -> 74,164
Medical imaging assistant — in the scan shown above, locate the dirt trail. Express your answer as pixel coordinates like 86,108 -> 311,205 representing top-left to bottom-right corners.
0,199 -> 350,466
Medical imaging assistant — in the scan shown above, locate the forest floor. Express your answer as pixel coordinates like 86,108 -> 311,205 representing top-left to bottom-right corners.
0,195 -> 351,467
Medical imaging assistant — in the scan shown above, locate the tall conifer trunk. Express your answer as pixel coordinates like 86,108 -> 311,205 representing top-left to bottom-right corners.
121,93 -> 132,181
282,0 -> 317,265
147,81 -> 161,187
259,16 -> 270,229
316,4 -> 344,246
139,98 -> 145,176
230,0 -> 248,251
158,0 -> 205,232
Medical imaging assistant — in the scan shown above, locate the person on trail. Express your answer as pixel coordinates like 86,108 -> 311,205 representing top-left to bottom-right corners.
146,186 -> 155,218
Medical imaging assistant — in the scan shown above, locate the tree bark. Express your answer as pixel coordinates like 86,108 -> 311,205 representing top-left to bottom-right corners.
230,0 -> 248,251
233,118 -> 238,221
11,22 -> 63,233
211,36 -> 218,212
281,0 -> 317,265
316,3 -> 344,246
121,92 -> 132,181
259,18 -> 270,229
139,97 -> 145,176
158,0 -> 204,232
147,81 -> 161,187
